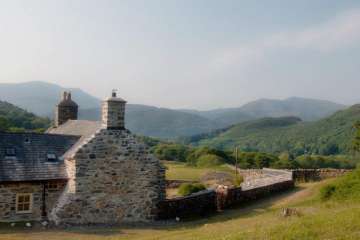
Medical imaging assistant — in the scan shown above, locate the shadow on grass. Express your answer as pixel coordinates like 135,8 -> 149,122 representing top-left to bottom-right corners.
0,186 -> 306,237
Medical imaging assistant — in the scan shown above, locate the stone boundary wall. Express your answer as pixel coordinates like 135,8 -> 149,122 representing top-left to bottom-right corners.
237,169 -> 264,181
157,169 -> 295,220
292,169 -> 352,182
157,190 -> 217,220
166,180 -> 194,188
263,168 -> 293,179
217,180 -> 294,210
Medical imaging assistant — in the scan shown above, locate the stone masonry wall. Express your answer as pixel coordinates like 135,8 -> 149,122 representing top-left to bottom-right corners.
101,101 -> 125,129
55,106 -> 78,127
292,169 -> 352,182
217,180 -> 295,210
0,180 -> 66,222
237,169 -> 264,182
157,190 -> 217,220
157,173 -> 295,220
50,129 -> 166,225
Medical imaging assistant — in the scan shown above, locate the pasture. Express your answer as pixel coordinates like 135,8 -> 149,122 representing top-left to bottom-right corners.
1,179 -> 359,240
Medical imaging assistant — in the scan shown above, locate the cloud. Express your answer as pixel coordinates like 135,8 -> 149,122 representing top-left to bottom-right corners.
213,8 -> 360,69
268,9 -> 360,50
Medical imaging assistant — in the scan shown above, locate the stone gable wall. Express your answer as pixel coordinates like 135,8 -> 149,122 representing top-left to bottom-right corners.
50,129 -> 166,225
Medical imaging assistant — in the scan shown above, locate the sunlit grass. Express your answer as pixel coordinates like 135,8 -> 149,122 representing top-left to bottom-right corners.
164,161 -> 234,181
1,178 -> 359,239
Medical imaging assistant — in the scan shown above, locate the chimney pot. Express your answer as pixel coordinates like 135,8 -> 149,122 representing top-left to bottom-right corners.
62,91 -> 67,100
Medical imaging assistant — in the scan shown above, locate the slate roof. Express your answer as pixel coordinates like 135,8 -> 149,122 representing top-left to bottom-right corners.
0,132 -> 80,182
47,120 -> 101,139
47,120 -> 102,158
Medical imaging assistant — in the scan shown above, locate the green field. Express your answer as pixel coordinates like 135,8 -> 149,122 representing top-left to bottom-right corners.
1,178 -> 359,240
164,161 -> 234,181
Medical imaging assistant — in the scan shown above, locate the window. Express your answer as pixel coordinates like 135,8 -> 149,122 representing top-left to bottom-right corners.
47,153 -> 57,162
16,193 -> 33,214
47,182 -> 58,190
5,148 -> 16,157
24,138 -> 31,144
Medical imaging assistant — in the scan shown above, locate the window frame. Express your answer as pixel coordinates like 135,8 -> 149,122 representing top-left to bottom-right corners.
46,153 -> 57,162
5,148 -> 16,157
47,182 -> 58,190
16,193 -> 33,214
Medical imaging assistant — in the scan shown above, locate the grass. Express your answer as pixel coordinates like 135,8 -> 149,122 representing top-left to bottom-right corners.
164,161 -> 234,181
1,179 -> 360,240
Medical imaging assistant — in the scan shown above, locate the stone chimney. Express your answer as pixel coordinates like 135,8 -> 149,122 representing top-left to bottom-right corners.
55,91 -> 78,127
101,90 -> 127,130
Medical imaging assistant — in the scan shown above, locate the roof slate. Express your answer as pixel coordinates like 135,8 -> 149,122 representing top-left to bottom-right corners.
47,120 -> 102,158
47,120 -> 101,139
0,132 -> 80,182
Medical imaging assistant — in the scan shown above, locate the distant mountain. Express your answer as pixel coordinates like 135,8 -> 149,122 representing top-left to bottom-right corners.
0,81 -> 219,138
78,104 -> 220,138
180,97 -> 346,126
0,100 -> 50,131
239,97 -> 346,121
0,81 -> 100,116
184,105 -> 360,156
0,81 -> 347,139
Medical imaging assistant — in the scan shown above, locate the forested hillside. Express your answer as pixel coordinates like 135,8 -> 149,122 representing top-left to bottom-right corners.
184,105 -> 360,156
0,101 -> 50,132
181,97 -> 346,126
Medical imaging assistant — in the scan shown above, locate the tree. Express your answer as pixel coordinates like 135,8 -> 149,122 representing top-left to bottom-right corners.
353,121 -> 360,153
0,116 -> 10,131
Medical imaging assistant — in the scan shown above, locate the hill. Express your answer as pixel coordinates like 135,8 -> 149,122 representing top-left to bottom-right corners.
0,81 -> 346,139
0,82 -> 220,138
185,105 -> 360,156
77,105 -> 221,138
181,97 -> 346,126
0,101 -> 50,132
0,81 -> 100,116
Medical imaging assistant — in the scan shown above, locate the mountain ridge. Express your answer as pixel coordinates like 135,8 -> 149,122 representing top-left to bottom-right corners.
0,81 -> 347,138
183,104 -> 360,156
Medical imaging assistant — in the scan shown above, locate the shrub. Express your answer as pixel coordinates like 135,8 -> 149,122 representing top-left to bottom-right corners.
186,147 -> 233,166
320,168 -> 360,201
234,175 -> 244,187
178,183 -> 206,196
153,143 -> 190,161
294,155 -> 354,169
196,154 -> 224,167
320,184 -> 336,200
235,152 -> 279,169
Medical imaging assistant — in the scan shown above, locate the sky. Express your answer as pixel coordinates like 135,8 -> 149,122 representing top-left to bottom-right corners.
0,0 -> 360,110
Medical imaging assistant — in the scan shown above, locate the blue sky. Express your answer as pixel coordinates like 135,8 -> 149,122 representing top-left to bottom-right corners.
0,0 -> 360,109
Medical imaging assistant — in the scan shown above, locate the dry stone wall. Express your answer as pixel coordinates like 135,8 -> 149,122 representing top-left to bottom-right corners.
217,180 -> 294,210
50,129 -> 166,225
292,169 -> 352,182
158,169 -> 295,220
157,190 -> 217,220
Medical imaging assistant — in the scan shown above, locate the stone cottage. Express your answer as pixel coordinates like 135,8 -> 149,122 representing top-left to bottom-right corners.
0,91 -> 166,225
